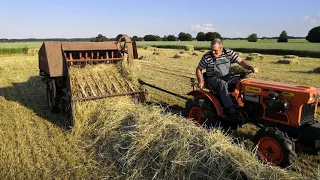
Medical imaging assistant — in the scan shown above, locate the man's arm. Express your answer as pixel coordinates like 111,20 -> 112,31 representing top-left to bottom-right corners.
226,49 -> 257,73
237,58 -> 258,73
196,67 -> 204,84
197,56 -> 206,89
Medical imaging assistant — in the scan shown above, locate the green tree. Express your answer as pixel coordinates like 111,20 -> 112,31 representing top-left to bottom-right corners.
143,35 -> 161,41
306,26 -> 320,43
90,34 -> 108,42
204,32 -> 222,41
132,36 -> 141,41
196,32 -> 206,41
247,33 -> 258,42
162,35 -> 168,41
167,35 -> 178,41
278,30 -> 288,43
178,32 -> 193,41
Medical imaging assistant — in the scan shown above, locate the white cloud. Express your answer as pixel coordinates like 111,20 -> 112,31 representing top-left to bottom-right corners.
301,15 -> 316,23
191,23 -> 215,33
301,16 -> 310,22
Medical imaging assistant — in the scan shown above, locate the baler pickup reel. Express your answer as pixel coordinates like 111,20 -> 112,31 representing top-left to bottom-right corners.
38,34 -> 143,124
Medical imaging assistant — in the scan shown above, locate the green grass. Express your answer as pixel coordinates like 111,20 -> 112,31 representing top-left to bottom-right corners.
0,42 -> 42,49
137,40 -> 320,52
0,39 -> 319,52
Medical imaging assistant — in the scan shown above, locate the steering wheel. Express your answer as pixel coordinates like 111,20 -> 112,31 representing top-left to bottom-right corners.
229,70 -> 253,79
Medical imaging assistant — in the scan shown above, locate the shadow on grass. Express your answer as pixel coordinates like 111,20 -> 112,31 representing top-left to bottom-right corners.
289,70 -> 316,74
0,76 -> 67,129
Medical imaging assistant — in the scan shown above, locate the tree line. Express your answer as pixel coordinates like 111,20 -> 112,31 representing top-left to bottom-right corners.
1,26 -> 319,43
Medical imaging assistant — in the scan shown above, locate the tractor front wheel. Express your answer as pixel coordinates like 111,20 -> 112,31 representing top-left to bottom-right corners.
254,127 -> 296,168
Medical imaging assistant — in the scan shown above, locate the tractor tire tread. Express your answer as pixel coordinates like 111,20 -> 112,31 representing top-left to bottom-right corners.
254,127 -> 296,168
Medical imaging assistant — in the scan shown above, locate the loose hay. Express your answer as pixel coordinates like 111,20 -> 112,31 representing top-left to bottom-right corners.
173,54 -> 189,59
246,53 -> 264,61
230,65 -> 247,73
277,59 -> 299,64
69,64 -> 140,100
283,55 -> 298,59
191,52 -> 200,56
183,45 -> 194,51
139,55 -> 156,60
73,98 -> 297,179
27,48 -> 39,56
153,51 -> 166,56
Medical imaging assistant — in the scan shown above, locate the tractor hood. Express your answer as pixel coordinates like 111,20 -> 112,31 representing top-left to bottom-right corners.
241,78 -> 318,104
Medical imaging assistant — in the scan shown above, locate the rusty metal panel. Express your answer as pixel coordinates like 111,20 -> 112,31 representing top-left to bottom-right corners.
61,42 -> 118,51
38,43 -> 50,75
43,42 -> 66,77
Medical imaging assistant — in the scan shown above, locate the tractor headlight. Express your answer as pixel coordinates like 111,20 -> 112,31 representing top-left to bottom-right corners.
309,94 -> 316,102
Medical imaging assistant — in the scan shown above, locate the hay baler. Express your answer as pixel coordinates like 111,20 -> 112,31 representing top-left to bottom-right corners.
38,34 -> 144,125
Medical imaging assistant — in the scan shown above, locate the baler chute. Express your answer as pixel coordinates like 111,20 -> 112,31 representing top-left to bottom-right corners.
38,34 -> 143,125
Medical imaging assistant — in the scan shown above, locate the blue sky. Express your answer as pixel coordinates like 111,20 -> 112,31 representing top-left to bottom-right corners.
0,0 -> 319,38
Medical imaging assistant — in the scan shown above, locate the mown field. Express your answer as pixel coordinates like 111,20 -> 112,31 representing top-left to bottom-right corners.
0,47 -> 319,179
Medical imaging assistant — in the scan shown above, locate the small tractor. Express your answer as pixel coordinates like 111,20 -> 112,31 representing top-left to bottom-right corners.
182,71 -> 320,167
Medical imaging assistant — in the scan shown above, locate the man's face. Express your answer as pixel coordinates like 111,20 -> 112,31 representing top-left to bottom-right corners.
211,40 -> 223,52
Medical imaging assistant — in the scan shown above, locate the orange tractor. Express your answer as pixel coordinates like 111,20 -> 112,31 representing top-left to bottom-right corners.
181,71 -> 320,167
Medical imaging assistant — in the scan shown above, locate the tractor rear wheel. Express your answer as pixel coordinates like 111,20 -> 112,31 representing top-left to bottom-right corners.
182,99 -> 207,126
254,127 -> 296,168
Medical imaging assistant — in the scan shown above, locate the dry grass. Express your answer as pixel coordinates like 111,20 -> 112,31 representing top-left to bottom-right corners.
277,59 -> 299,64
0,48 -> 319,179
283,55 -> 298,59
74,97 -> 295,179
183,45 -> 194,51
153,51 -> 166,56
245,53 -> 264,61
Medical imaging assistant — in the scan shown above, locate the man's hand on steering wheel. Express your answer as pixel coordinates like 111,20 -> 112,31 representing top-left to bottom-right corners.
248,66 -> 258,73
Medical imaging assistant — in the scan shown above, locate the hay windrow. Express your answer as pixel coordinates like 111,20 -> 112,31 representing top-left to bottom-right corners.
73,98 -> 295,180
173,54 -> 190,59
245,53 -> 264,61
314,67 -> 320,74
283,55 -> 298,59
183,45 -> 194,51
277,59 -> 299,64
153,51 -> 166,56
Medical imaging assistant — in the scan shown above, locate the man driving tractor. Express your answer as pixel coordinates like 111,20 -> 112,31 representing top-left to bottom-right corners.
196,38 -> 258,116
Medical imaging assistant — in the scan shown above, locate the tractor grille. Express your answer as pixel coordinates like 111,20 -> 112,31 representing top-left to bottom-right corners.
300,103 -> 316,125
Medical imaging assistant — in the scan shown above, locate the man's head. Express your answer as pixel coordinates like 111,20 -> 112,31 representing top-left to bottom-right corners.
211,38 -> 223,52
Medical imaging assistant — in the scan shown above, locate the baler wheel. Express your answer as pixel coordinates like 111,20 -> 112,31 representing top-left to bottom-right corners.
46,79 -> 59,113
